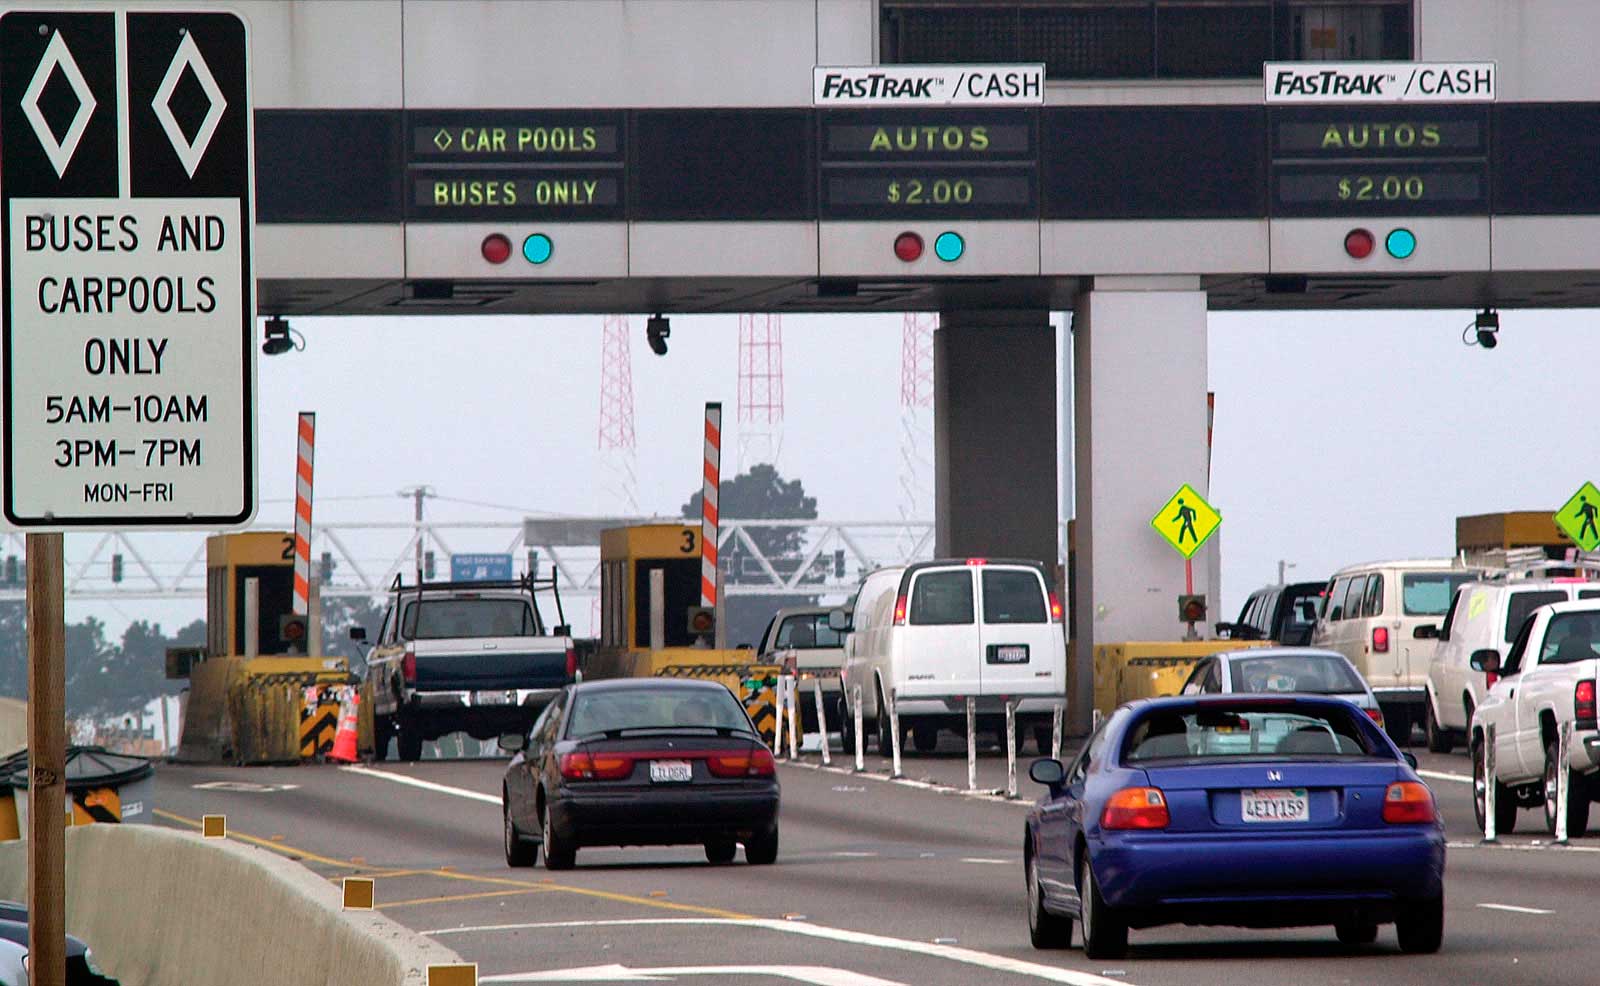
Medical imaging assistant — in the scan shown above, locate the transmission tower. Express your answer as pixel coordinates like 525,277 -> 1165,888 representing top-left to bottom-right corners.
598,314 -> 639,512
899,313 -> 936,550
737,313 -> 784,469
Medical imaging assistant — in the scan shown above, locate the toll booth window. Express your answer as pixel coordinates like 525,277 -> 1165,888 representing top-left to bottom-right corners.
981,570 -> 1047,624
910,571 -> 975,626
402,599 -> 537,639
775,615 -> 843,649
1402,573 -> 1478,617
633,559 -> 704,648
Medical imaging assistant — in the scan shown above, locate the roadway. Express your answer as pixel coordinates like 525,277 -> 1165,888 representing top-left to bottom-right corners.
150,742 -> 1598,986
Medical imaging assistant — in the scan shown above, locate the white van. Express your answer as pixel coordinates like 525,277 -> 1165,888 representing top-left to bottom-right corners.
1424,573 -> 1600,753
832,559 -> 1066,755
1310,558 -> 1480,743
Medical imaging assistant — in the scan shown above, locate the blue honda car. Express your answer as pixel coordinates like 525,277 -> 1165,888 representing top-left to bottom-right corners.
1024,695 -> 1446,959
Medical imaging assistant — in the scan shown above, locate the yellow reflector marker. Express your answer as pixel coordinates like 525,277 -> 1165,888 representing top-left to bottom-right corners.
202,814 -> 226,839
343,877 -> 375,910
428,964 -> 477,986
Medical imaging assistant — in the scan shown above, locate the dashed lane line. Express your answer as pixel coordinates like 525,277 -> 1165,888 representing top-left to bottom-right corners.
1477,903 -> 1555,915
1417,769 -> 1472,785
339,764 -> 502,804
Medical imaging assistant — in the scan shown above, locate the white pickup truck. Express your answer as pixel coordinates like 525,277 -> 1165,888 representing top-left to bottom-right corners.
1470,598 -> 1600,837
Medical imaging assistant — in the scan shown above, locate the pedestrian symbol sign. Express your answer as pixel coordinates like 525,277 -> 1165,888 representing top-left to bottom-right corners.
1151,484 -> 1221,558
1554,482 -> 1600,552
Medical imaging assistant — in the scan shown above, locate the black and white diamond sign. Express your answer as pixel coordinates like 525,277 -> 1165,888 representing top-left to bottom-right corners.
1,10 -> 255,530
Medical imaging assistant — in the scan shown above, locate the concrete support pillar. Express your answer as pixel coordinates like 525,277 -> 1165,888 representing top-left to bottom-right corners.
933,310 -> 1058,569
1071,277 -> 1216,732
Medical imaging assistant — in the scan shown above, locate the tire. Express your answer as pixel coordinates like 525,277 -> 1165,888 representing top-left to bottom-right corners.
1383,706 -> 1413,746
1034,726 -> 1054,758
1077,852 -> 1127,960
503,796 -> 537,867
912,723 -> 939,754
1425,699 -> 1453,754
745,824 -> 779,865
372,715 -> 392,762
1027,850 -> 1072,949
1473,738 -> 1517,836
837,695 -> 857,756
1335,920 -> 1378,945
397,726 -> 423,763
705,839 -> 737,865
1543,740 -> 1591,837
1395,895 -> 1444,954
541,797 -> 576,870
875,682 -> 897,755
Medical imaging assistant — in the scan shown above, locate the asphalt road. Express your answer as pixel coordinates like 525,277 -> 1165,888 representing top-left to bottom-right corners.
151,741 -> 1599,986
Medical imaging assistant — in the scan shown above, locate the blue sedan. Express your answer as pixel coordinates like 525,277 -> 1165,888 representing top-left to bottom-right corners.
1024,695 -> 1446,959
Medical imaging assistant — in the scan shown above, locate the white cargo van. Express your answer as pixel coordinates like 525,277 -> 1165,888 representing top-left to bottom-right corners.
831,559 -> 1066,755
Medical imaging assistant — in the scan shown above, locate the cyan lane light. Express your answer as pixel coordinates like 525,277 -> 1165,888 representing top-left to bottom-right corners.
934,231 -> 965,262
523,233 -> 553,265
1385,228 -> 1416,259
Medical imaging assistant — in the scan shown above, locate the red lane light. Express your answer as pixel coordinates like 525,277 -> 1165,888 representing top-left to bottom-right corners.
1344,228 -> 1375,259
893,232 -> 924,262
481,233 -> 512,264
1102,787 -> 1169,830
1382,781 -> 1437,824
1576,679 -> 1596,724
1372,626 -> 1389,653
892,593 -> 909,625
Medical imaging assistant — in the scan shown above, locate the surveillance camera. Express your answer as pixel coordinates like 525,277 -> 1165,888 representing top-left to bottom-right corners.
645,314 -> 670,356
262,316 -> 294,356
1475,309 -> 1499,349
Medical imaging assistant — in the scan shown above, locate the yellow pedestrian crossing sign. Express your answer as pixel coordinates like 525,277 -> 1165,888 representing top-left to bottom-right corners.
1554,481 -> 1600,552
1151,484 -> 1221,558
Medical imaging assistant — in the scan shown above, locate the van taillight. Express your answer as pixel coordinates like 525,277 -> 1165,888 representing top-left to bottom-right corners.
1577,679 -> 1597,727
893,594 -> 908,625
1048,591 -> 1064,623
1372,627 -> 1389,653
402,650 -> 417,683
565,646 -> 578,679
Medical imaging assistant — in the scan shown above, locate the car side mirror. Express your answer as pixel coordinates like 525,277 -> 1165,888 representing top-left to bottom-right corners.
1469,649 -> 1501,673
1401,751 -> 1418,769
348,626 -> 367,642
827,608 -> 852,633
1213,622 -> 1234,638
1028,758 -> 1065,787
497,732 -> 527,753
1414,624 -> 1440,640
553,624 -> 571,637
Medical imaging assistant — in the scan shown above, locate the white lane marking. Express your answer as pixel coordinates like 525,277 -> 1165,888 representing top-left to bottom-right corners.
190,781 -> 299,792
483,963 -> 906,984
831,851 -> 879,858
1417,769 -> 1472,785
1477,903 -> 1555,915
1447,840 -> 1600,854
339,765 -> 500,805
423,917 -> 1139,986
961,858 -> 1011,865
784,760 -> 1031,808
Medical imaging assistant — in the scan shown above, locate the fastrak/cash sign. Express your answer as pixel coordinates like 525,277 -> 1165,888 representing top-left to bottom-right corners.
814,65 -> 1044,106
1264,62 -> 1495,103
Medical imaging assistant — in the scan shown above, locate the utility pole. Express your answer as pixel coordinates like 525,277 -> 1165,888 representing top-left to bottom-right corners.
398,486 -> 436,583
1278,559 -> 1295,585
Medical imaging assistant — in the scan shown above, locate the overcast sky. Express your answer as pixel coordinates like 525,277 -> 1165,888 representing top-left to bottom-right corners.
24,304 -> 1599,635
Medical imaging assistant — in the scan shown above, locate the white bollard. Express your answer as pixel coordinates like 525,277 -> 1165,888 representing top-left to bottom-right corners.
966,696 -> 978,792
813,678 -> 831,766
787,677 -> 800,761
888,688 -> 903,779
853,684 -> 865,773
1051,702 -> 1064,761
770,674 -> 787,754
1556,719 -> 1572,844
1483,722 -> 1498,842
1005,699 -> 1019,799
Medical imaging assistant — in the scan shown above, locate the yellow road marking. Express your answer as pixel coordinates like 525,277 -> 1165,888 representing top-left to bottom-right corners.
156,809 -> 367,869
379,887 -> 553,909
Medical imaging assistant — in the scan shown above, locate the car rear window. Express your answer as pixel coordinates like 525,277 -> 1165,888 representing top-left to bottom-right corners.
1402,572 -> 1477,616
566,687 -> 753,737
775,614 -> 843,649
981,569 -> 1046,624
1538,612 -> 1600,665
1229,655 -> 1366,695
910,570 -> 974,625
1504,591 -> 1566,643
402,598 -> 537,638
1123,704 -> 1379,762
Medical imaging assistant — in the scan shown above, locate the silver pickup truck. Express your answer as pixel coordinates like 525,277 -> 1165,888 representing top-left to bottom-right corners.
359,574 -> 574,761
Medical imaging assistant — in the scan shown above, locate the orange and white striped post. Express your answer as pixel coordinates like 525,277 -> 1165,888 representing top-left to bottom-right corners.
700,403 -> 722,614
292,412 -> 315,617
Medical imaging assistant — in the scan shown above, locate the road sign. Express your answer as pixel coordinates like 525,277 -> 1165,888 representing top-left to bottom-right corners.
451,553 -> 514,582
1,10 -> 254,530
1151,483 -> 1221,558
1554,481 -> 1600,552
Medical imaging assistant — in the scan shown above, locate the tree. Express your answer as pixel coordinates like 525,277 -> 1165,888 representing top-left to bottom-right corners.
320,594 -> 387,673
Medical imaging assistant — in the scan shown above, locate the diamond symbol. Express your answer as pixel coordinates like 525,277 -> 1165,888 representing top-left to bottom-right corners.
20,31 -> 98,179
433,129 -> 452,151
151,31 -> 227,178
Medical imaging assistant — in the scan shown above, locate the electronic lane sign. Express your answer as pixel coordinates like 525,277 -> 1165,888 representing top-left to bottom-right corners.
1,9 -> 255,530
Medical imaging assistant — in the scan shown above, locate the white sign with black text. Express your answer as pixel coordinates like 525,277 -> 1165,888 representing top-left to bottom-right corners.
814,65 -> 1044,106
1264,62 -> 1496,103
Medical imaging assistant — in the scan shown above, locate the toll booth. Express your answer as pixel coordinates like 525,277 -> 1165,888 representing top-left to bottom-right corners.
1093,639 -> 1275,716
588,524 -> 782,743
173,532 -> 355,765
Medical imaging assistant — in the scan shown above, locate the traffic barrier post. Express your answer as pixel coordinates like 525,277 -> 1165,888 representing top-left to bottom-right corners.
852,684 -> 864,773
1051,702 -> 1064,760
787,677 -> 800,760
1556,719 -> 1572,844
1483,722 -> 1497,842
887,688 -> 903,779
965,696 -> 977,792
812,678 -> 831,766
1005,698 -> 1019,799
771,675 -> 787,755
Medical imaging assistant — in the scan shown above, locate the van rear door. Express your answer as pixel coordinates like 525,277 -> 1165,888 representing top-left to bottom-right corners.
903,567 -> 981,696
976,566 -> 1059,696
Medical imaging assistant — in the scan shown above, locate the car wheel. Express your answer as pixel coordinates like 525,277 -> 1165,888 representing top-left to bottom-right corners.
541,797 -> 576,870
745,824 -> 779,865
1473,738 -> 1517,836
503,796 -> 537,867
912,723 -> 939,754
1077,851 -> 1127,960
372,715 -> 392,762
1425,700 -> 1453,754
704,839 -> 737,865
837,695 -> 857,755
397,727 -> 423,763
1395,895 -> 1444,954
1544,740 -> 1591,837
1335,920 -> 1378,945
1026,850 -> 1072,949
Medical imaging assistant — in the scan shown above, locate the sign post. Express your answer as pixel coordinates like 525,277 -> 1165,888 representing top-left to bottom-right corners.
1,12 -> 252,985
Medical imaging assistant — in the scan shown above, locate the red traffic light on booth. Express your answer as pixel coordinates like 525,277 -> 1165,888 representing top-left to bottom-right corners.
687,606 -> 716,637
1178,594 -> 1207,623
279,613 -> 310,650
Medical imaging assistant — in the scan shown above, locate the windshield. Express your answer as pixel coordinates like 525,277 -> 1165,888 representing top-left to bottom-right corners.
1402,572 -> 1478,616
1123,705 -> 1379,762
1229,655 -> 1366,695
775,613 -> 843,649
566,687 -> 754,737
1539,611 -> 1600,665
401,597 -> 538,639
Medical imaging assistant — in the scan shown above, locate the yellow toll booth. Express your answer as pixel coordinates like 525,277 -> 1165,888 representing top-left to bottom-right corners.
587,524 -> 781,743
1093,639 -> 1276,716
174,532 -> 353,764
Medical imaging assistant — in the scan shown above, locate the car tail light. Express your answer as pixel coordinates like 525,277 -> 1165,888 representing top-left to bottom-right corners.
1372,627 -> 1389,653
560,750 -> 631,781
1101,787 -> 1169,830
707,746 -> 776,778
893,593 -> 908,626
565,646 -> 578,679
402,649 -> 417,683
1048,591 -> 1064,623
1382,781 -> 1437,823
1365,706 -> 1385,728
1577,679 -> 1597,727
559,751 -> 596,779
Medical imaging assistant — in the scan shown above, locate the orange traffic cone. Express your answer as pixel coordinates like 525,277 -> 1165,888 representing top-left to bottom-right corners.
328,687 -> 360,763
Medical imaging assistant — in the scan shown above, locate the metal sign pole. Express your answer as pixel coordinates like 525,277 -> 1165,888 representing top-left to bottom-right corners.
1483,723 -> 1498,842
27,533 -> 66,986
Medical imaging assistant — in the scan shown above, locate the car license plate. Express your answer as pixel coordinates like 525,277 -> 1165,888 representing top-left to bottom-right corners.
1240,788 -> 1309,823
473,690 -> 513,706
649,760 -> 693,783
992,645 -> 1029,664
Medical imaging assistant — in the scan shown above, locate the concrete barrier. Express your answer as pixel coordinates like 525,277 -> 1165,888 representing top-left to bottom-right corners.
0,698 -> 25,757
0,823 -> 461,985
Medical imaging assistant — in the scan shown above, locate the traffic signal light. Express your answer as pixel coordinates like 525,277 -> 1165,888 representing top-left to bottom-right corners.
834,549 -> 846,579
320,551 -> 335,582
1178,594 -> 1207,623
278,613 -> 309,652
687,606 -> 715,637
111,553 -> 124,583
3,556 -> 16,585
424,550 -> 436,580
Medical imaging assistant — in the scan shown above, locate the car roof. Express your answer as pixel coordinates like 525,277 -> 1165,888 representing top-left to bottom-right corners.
1459,577 -> 1597,592
1327,558 -> 1473,576
769,606 -> 830,618
569,677 -> 730,695
1245,581 -> 1325,596
1127,693 -> 1366,714
1214,647 -> 1350,663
